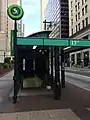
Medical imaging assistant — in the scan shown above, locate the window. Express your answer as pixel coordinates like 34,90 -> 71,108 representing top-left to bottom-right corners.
76,25 -> 77,32
78,12 -> 80,19
71,10 -> 73,16
71,1 -> 73,8
75,5 -> 77,12
82,20 -> 84,28
71,19 -> 73,25
75,15 -> 77,21
82,0 -> 84,5
78,2 -> 80,9
85,5 -> 87,14
82,8 -> 84,16
85,17 -> 88,26
78,23 -> 80,31
71,29 -> 73,35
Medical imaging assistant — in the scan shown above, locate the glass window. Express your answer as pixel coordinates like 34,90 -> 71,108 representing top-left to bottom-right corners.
85,5 -> 87,14
85,17 -> 88,26
71,1 -> 73,7
71,28 -> 73,35
76,25 -> 77,32
78,2 -> 80,9
71,54 -> 75,66
75,5 -> 77,12
84,51 -> 89,67
82,20 -> 84,28
78,12 -> 80,19
71,19 -> 73,25
75,14 -> 77,21
82,8 -> 84,16
82,0 -> 84,5
78,23 -> 80,31
71,10 -> 73,16
77,53 -> 81,65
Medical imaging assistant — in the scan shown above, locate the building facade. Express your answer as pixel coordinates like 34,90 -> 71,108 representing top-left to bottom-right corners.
68,0 -> 90,67
45,0 -> 69,39
0,0 -> 23,62
41,0 -> 48,30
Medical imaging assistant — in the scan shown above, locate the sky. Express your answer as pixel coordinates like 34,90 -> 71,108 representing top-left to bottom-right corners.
22,0 -> 48,37
22,0 -> 41,36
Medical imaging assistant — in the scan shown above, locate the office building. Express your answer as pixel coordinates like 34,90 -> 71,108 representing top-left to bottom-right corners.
0,0 -> 23,62
41,0 -> 48,30
45,0 -> 69,38
68,0 -> 90,67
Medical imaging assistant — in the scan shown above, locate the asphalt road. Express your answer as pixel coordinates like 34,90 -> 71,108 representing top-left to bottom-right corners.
51,67 -> 90,91
65,68 -> 90,77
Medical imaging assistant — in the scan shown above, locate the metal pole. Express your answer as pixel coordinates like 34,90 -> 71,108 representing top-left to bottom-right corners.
61,48 -> 65,88
54,46 -> 61,100
13,20 -> 18,103
20,0 -> 22,36
44,20 -> 46,30
51,47 -> 53,77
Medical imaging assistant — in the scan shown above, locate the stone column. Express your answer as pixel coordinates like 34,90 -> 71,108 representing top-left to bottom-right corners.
75,53 -> 77,65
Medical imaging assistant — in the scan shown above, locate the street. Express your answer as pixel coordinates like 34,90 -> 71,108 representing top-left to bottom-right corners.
51,66 -> 90,91
0,69 -> 90,120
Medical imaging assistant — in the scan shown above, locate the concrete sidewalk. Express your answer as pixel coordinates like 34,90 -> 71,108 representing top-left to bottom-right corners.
0,82 -> 90,120
0,70 -> 13,104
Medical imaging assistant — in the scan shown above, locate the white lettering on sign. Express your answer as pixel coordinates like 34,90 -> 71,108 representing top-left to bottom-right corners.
71,40 -> 79,45
13,8 -> 18,15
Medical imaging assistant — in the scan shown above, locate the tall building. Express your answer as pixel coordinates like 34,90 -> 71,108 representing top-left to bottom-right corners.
41,0 -> 48,30
68,0 -> 90,67
69,0 -> 89,36
45,0 -> 69,38
0,0 -> 24,62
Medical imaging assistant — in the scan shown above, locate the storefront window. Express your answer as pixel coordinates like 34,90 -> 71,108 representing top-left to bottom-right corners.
71,54 -> 75,66
84,51 -> 89,67
77,53 -> 81,65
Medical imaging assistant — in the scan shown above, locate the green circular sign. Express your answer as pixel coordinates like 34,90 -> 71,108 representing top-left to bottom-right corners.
7,4 -> 24,20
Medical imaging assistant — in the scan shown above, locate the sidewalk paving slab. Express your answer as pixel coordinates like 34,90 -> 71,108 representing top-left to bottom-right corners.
0,109 -> 81,120
0,83 -> 90,120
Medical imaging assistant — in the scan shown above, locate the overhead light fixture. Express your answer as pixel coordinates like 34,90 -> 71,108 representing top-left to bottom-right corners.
63,46 -> 71,50
39,50 -> 42,52
33,46 -> 37,49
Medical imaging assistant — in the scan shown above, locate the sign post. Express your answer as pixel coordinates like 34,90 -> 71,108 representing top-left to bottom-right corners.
7,4 -> 24,103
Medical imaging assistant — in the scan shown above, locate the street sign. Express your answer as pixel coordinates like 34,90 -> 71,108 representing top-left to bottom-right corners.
7,4 -> 24,20
70,39 -> 90,47
44,39 -> 68,46
17,38 -> 43,45
10,30 -> 14,56
17,37 -> 90,47
17,38 -> 68,46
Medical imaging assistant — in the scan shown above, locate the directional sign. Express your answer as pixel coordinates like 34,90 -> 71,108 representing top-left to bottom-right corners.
70,39 -> 90,47
7,4 -> 24,20
17,38 -> 43,46
17,37 -> 68,46
17,37 -> 90,47
44,39 -> 68,46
